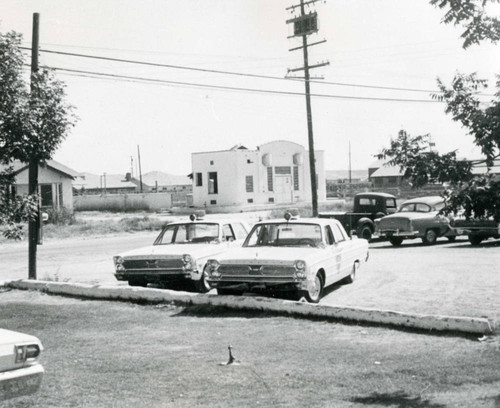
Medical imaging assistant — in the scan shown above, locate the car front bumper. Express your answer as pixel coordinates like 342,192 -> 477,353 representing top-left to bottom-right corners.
115,269 -> 201,283
0,364 -> 44,401
379,230 -> 419,238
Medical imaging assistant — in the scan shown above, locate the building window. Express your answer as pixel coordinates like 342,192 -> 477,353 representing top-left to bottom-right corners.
267,167 -> 273,191
247,198 -> 253,203
268,197 -> 274,203
293,166 -> 299,190
245,176 -> 254,193
210,160 -> 214,165
275,166 -> 291,175
196,173 -> 203,187
210,200 -> 217,205
40,184 -> 53,207
208,172 -> 218,194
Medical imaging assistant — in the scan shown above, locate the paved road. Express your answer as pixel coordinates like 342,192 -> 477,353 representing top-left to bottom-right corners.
1,233 -> 499,322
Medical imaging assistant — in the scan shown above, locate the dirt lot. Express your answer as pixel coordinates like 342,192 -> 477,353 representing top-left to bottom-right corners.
1,290 -> 499,408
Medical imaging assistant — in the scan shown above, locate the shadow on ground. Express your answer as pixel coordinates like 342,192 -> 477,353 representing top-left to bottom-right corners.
351,391 -> 446,408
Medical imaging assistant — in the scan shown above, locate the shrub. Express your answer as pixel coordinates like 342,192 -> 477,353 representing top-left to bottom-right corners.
46,207 -> 76,225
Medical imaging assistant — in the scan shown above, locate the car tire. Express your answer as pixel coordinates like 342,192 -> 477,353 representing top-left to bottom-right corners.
357,224 -> 372,241
194,267 -> 211,293
301,273 -> 324,303
422,229 -> 438,245
216,288 -> 243,296
344,262 -> 358,284
128,280 -> 147,287
469,235 -> 483,246
389,237 -> 403,247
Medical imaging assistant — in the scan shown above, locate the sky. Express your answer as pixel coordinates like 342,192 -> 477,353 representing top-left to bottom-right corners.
1,0 -> 499,177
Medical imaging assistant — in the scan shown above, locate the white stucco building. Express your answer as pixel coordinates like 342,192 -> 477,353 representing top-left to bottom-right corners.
191,140 -> 326,207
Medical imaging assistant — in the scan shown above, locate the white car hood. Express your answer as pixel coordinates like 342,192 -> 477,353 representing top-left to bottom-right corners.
0,329 -> 41,347
215,246 -> 320,264
118,243 -> 232,259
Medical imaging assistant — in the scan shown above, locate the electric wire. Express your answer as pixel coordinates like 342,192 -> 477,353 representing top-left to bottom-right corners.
27,64 -> 444,103
21,46 -> 494,96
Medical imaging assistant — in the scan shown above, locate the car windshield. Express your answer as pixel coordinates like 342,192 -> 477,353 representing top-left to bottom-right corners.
154,223 -> 219,245
244,223 -> 322,247
399,203 -> 432,213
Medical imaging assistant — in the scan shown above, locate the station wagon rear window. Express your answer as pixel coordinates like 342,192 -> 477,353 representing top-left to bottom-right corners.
154,223 -> 219,245
244,223 -> 322,247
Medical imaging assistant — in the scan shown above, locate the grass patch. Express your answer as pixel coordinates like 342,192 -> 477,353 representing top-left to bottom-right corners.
1,291 -> 499,407
0,215 -> 170,243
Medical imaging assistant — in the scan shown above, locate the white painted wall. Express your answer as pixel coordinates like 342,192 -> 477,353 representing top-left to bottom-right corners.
192,140 -> 326,207
15,166 -> 74,211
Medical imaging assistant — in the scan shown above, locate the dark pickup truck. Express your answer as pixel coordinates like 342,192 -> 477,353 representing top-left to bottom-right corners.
319,192 -> 397,240
451,218 -> 500,245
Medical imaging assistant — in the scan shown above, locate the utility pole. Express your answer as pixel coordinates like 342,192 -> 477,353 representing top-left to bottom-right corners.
28,12 -> 40,280
286,0 -> 329,217
137,145 -> 143,193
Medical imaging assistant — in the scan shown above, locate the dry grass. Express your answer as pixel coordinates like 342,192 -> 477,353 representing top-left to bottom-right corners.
1,290 -> 499,408
0,215 -> 169,243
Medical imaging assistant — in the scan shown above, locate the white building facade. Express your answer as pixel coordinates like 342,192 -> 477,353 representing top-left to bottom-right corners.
191,140 -> 326,207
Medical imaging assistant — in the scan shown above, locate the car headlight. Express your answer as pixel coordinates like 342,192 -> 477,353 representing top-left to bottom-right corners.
182,254 -> 195,270
206,259 -> 220,275
294,260 -> 307,280
113,256 -> 125,271
15,344 -> 41,363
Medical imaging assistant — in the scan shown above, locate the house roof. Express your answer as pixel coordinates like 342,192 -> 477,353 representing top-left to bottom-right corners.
369,165 -> 402,178
140,171 -> 191,187
74,173 -> 137,190
1,160 -> 79,179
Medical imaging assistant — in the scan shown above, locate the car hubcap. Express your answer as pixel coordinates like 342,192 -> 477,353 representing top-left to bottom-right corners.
427,230 -> 436,242
309,276 -> 321,300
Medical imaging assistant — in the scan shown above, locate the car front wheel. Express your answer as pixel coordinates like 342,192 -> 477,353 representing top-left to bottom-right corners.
389,237 -> 403,246
469,235 -> 483,246
422,229 -> 438,245
194,267 -> 212,293
301,273 -> 324,303
344,262 -> 358,284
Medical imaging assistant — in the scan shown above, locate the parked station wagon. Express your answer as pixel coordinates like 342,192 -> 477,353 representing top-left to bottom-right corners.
376,196 -> 457,246
113,213 -> 250,292
0,329 -> 44,402
206,212 -> 369,303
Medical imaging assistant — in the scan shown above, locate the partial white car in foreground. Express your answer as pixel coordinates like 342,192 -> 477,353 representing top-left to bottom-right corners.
114,213 -> 250,292
206,212 -> 369,303
0,329 -> 44,402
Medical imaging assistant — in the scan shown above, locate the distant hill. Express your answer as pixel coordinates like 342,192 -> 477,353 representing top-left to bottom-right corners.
326,169 -> 368,181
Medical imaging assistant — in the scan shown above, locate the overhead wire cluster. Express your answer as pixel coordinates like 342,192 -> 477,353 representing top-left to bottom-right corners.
19,45 -> 495,104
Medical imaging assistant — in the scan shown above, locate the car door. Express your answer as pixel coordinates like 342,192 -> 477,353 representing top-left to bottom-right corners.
331,223 -> 352,279
323,225 -> 342,286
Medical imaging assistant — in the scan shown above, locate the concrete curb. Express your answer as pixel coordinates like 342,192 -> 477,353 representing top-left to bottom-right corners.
2,280 -> 494,335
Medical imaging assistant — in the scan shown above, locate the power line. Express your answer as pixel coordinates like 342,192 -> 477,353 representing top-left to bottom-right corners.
21,46 -> 492,96
28,64 -> 444,103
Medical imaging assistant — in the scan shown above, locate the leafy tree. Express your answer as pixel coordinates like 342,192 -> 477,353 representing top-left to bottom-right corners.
430,0 -> 500,48
377,2 -> 500,221
0,31 -> 76,239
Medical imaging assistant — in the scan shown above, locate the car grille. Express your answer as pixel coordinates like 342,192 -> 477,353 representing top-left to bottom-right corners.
379,217 -> 411,232
123,258 -> 183,270
218,264 -> 296,282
